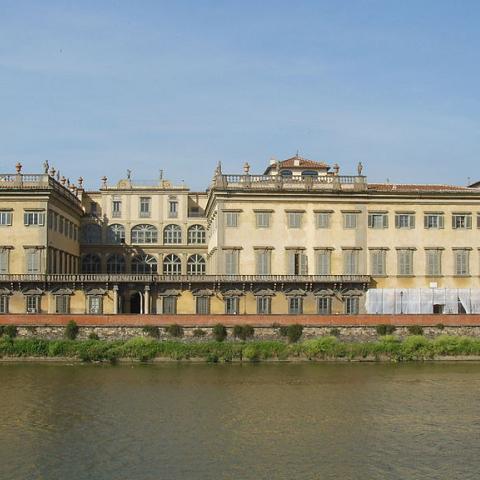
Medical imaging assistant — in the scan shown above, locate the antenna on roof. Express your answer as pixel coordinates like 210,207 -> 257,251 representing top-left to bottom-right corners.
296,149 -> 299,157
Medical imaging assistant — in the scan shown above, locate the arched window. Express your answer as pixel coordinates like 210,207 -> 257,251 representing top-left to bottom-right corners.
131,224 -> 158,244
81,254 -> 101,273
163,224 -> 182,244
187,254 -> 206,275
302,170 -> 318,178
280,170 -> 292,177
81,224 -> 102,244
131,254 -> 157,274
187,225 -> 205,244
106,254 -> 125,274
107,224 -> 125,244
163,253 -> 181,274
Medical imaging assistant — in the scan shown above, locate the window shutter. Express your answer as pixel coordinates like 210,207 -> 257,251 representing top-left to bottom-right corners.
383,215 -> 388,228
395,215 -> 399,228
424,215 -> 428,229
466,216 -> 472,229
0,250 -> 7,273
368,215 -> 373,228
452,216 -> 456,229
439,215 -> 444,229
410,215 -> 415,229
288,252 -> 295,275
300,253 -> 308,275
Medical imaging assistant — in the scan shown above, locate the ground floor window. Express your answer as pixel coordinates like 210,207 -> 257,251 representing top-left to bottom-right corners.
88,296 -> 103,314
163,296 -> 177,314
344,297 -> 359,315
256,297 -> 271,314
225,297 -> 239,314
0,296 -> 8,314
196,296 -> 210,315
288,297 -> 303,315
26,295 -> 40,313
317,297 -> 331,315
55,295 -> 70,314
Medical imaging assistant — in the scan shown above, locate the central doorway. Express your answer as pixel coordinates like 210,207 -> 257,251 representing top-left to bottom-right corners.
130,292 -> 142,314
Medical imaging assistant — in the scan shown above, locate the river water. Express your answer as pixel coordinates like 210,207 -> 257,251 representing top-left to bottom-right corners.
0,362 -> 479,480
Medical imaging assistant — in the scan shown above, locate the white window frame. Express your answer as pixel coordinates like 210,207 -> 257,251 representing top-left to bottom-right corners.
315,250 -> 331,275
395,213 -> 415,229
196,296 -> 210,315
26,295 -> 40,314
426,249 -> 442,276
370,249 -> 386,276
0,211 -> 12,226
368,213 -> 388,229
424,213 -> 444,229
139,197 -> 151,218
454,249 -> 469,276
343,213 -> 358,229
452,214 -> 472,230
397,249 -> 414,276
256,296 -> 271,314
255,212 -> 271,228
24,211 -> 45,226
315,212 -> 330,229
225,212 -> 239,228
225,297 -> 239,314
0,295 -> 8,314
288,297 -> 303,314
287,212 -> 303,229
317,297 -> 331,315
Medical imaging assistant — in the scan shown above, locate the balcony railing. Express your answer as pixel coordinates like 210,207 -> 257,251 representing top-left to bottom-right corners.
0,274 -> 370,284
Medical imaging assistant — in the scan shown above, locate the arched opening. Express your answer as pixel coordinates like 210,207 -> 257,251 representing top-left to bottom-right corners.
129,291 -> 142,314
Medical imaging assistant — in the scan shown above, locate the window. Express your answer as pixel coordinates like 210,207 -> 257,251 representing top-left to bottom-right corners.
168,197 -> 178,218
106,254 -> 126,274
196,297 -> 210,315
315,250 -> 331,275
302,170 -> 318,178
343,213 -> 358,229
90,202 -> 98,216
280,170 -> 292,177
132,254 -> 157,274
163,254 -> 181,275
343,250 -> 359,275
255,212 -> 271,228
288,297 -> 303,314
81,254 -> 101,274
424,213 -> 444,229
81,224 -> 102,244
368,213 -> 388,229
24,211 -> 45,226
454,249 -> 470,276
477,213 -> 480,229
107,224 -> 125,244
163,224 -> 182,244
288,251 -> 308,275
397,249 -> 414,276
344,297 -> 359,314
370,250 -> 386,276
0,249 -> 9,273
131,224 -> 158,244
26,295 -> 40,313
315,212 -> 330,229
139,197 -> 151,217
0,296 -> 8,314
287,212 -> 302,229
187,254 -> 206,275
256,297 -> 271,314
187,225 -> 205,244
88,296 -> 103,314
452,214 -> 472,229
225,212 -> 239,227
255,250 -> 271,275
225,250 -> 239,275
163,296 -> 177,314
26,249 -> 41,273
54,213 -> 58,231
225,297 -> 239,314
0,211 -> 12,226
55,295 -> 70,314
426,250 -> 442,276
112,198 -> 122,218
395,214 -> 415,229
317,297 -> 331,315
59,217 -> 64,235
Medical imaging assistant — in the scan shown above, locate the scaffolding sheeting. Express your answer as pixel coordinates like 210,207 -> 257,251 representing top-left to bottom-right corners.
366,288 -> 480,314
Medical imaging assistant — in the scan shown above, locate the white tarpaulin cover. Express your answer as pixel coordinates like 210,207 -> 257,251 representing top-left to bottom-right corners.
366,289 -> 480,314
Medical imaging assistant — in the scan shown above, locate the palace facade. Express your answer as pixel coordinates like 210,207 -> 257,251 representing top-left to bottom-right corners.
1,155 -> 480,316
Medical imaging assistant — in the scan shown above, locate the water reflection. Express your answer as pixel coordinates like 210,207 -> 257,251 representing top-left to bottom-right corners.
0,363 -> 479,480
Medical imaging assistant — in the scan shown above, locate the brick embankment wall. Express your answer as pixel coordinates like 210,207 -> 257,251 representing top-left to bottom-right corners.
2,314 -> 480,327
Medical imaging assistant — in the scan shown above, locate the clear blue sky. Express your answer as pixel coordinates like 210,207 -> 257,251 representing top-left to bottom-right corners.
1,1 -> 479,190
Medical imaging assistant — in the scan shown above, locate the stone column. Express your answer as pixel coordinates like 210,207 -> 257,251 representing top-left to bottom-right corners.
144,286 -> 150,314
113,285 -> 119,314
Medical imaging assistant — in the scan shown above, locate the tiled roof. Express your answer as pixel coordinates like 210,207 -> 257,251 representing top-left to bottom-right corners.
368,183 -> 476,193
277,156 -> 330,169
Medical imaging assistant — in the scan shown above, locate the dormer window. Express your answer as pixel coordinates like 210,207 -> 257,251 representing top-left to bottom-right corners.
301,170 -> 318,178
280,170 -> 292,177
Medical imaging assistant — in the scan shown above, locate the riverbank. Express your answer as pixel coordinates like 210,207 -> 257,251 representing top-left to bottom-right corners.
2,335 -> 480,363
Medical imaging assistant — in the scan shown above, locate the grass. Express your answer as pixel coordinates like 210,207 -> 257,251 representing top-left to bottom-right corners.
1,335 -> 480,363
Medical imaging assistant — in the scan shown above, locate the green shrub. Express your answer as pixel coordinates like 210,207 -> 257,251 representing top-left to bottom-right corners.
329,327 -> 340,337
193,328 -> 206,338
88,332 -> 100,340
65,320 -> 79,340
286,324 -> 303,343
142,325 -> 160,338
166,324 -> 184,338
4,325 -> 17,338
278,325 -> 289,337
435,323 -> 445,331
233,324 -> 255,341
212,324 -> 227,342
376,324 -> 396,336
407,325 -> 424,336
